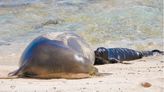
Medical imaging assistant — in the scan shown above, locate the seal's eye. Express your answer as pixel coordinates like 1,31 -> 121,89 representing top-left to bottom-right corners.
96,47 -> 107,55
94,50 -> 100,57
98,49 -> 102,52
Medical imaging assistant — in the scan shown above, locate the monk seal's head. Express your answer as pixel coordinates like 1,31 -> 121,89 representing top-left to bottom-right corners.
94,47 -> 109,65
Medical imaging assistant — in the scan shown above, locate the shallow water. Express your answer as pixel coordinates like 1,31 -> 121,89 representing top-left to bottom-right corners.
0,0 -> 163,63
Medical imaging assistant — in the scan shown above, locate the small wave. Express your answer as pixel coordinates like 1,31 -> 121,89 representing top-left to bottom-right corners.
0,40 -> 10,46
0,0 -> 41,8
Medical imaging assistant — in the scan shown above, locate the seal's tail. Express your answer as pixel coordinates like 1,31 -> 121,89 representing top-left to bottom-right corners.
0,68 -> 21,79
0,66 -> 22,79
140,49 -> 164,57
8,61 -> 27,77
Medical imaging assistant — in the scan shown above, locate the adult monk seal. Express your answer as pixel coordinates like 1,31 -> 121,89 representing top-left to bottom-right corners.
94,47 -> 164,64
9,32 -> 97,79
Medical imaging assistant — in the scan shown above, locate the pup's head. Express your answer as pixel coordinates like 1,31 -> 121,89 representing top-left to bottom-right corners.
94,47 -> 109,65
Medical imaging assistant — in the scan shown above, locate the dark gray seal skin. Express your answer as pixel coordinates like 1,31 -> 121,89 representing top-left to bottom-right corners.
94,47 -> 164,65
9,32 -> 97,79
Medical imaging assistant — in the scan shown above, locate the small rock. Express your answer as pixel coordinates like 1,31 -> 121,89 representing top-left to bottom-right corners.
86,82 -> 89,85
160,61 -> 164,63
141,82 -> 152,88
53,87 -> 56,90
10,85 -> 15,89
98,81 -> 103,82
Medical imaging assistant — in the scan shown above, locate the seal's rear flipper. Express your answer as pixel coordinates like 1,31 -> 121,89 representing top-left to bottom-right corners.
141,49 -> 164,57
8,63 -> 26,77
152,50 -> 164,56
8,69 -> 19,77
0,70 -> 19,79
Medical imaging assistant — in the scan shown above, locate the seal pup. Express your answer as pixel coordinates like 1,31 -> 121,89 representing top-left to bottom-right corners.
94,47 -> 164,64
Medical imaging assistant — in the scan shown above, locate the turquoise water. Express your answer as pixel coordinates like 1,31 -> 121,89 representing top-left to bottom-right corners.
0,0 -> 163,50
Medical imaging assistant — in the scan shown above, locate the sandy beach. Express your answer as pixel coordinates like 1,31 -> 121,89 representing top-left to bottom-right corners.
0,54 -> 163,92
0,0 -> 163,92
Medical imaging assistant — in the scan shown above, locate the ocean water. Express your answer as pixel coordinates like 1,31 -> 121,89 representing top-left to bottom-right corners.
0,0 -> 163,65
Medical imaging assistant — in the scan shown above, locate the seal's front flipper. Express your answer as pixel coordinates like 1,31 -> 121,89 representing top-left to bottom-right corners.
109,58 -> 122,63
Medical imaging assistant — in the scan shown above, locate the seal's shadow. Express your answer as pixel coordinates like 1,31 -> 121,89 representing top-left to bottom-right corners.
95,72 -> 113,77
121,62 -> 132,64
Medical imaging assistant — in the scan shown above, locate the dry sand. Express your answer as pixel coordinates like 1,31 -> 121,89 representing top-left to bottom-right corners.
0,55 -> 163,92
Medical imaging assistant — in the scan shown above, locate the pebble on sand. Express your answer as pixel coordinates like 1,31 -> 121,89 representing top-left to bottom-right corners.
141,82 -> 152,88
